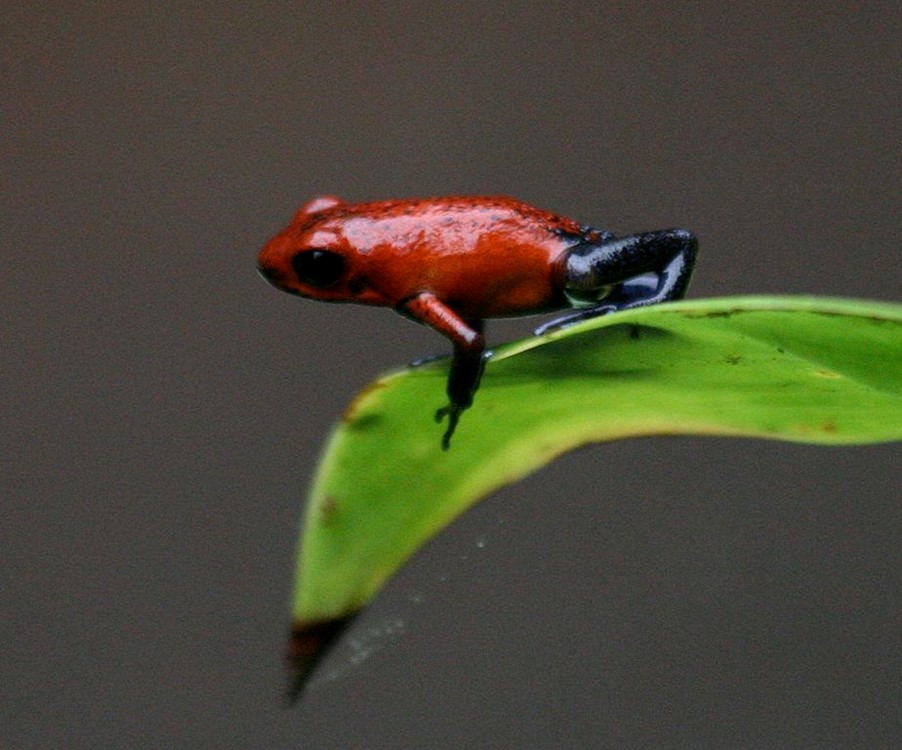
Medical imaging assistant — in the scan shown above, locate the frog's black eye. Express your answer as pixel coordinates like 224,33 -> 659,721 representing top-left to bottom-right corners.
291,249 -> 345,288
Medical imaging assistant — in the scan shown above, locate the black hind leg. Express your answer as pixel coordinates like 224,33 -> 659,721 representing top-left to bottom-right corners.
535,228 -> 697,335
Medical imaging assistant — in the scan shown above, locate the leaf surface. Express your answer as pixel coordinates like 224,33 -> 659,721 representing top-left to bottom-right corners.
287,296 -> 902,691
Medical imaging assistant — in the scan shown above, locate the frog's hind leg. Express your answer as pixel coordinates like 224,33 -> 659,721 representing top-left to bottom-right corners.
535,228 -> 697,335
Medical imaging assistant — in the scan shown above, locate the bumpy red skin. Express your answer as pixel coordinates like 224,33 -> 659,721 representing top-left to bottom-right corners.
258,195 -> 589,318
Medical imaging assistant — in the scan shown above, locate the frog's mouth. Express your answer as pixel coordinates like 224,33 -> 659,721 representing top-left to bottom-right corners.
256,260 -> 297,294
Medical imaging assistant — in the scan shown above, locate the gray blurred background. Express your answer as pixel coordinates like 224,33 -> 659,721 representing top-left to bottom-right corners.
3,3 -> 899,748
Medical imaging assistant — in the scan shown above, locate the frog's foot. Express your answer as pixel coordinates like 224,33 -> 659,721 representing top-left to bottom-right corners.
435,402 -> 467,451
533,305 -> 618,336
409,353 -> 446,368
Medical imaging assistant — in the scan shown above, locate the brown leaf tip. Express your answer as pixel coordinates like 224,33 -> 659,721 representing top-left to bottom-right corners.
285,615 -> 356,706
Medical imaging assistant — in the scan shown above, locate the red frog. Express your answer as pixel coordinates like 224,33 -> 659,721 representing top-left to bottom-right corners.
258,195 -> 697,449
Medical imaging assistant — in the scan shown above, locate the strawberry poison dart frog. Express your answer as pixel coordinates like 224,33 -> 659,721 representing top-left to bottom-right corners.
258,196 -> 697,449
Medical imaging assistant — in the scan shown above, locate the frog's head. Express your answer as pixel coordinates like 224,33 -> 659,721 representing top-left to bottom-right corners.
258,195 -> 380,305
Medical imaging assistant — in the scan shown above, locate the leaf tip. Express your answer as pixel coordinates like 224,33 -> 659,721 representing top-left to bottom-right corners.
285,614 -> 356,706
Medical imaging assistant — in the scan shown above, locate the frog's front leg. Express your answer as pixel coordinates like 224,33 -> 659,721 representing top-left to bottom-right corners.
399,293 -> 487,450
535,228 -> 698,335
434,336 -> 488,451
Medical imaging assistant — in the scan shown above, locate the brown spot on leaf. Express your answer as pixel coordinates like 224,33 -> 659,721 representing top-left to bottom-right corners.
319,495 -> 340,524
341,380 -> 389,424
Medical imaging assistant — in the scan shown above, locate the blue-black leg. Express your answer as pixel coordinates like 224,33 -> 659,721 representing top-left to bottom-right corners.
434,319 -> 487,450
535,228 -> 697,335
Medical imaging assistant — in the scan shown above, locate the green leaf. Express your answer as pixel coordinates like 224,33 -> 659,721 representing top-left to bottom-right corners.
286,296 -> 902,694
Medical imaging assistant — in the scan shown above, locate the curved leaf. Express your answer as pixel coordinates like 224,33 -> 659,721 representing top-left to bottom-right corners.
287,296 -> 902,695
